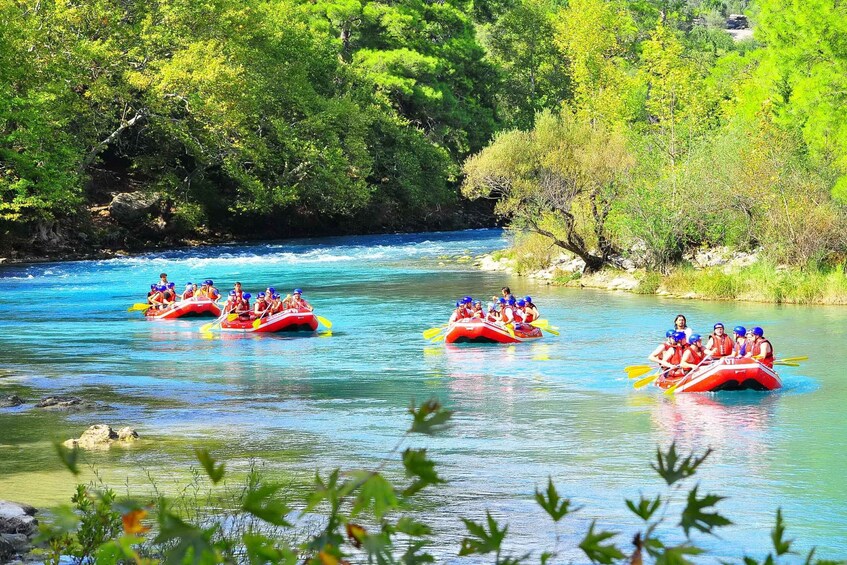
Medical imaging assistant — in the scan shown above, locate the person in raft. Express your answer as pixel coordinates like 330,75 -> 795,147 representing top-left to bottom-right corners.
673,314 -> 692,343
657,331 -> 688,378
181,283 -> 195,300
648,330 -> 676,366
745,326 -> 775,368
523,296 -> 540,321
147,284 -> 164,308
679,334 -> 708,374
706,322 -> 734,358
158,273 -> 169,286
287,289 -> 313,311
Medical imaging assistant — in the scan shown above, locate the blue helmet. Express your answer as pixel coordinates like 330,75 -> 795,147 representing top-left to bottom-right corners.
752,326 -> 764,336
665,329 -> 676,338
243,293 -> 251,299
498,297 -> 507,304
267,287 -> 275,294
150,284 -> 157,290
229,290 -> 237,296
455,301 -> 461,308
473,300 -> 482,306
507,296 -> 516,305
733,326 -> 746,336
688,333 -> 702,344
157,285 -> 167,291
713,322 -> 725,330
205,280 -> 213,286
185,283 -> 193,288
258,292 -> 266,298
272,293 -> 280,300
516,299 -> 526,307
672,331 -> 686,342
167,282 -> 175,288
462,296 -> 473,304
293,288 -> 303,295
524,296 -> 533,303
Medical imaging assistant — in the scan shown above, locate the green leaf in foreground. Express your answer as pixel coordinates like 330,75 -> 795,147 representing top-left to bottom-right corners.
408,399 -> 453,435
194,448 -> 225,484
350,471 -> 399,520
579,521 -> 625,564
459,512 -> 507,556
54,441 -> 80,476
652,443 -> 712,486
535,477 -> 574,522
626,494 -> 662,521
679,485 -> 732,537
243,483 -> 293,527
402,448 -> 445,496
772,508 -> 793,556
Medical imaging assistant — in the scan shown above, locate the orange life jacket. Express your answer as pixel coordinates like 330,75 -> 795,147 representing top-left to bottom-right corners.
682,345 -> 703,372
709,333 -> 734,357
752,339 -> 774,368
664,345 -> 684,378
523,310 -> 535,323
183,290 -> 194,300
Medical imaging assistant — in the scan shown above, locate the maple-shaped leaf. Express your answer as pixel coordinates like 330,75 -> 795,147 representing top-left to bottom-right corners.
579,521 -> 625,564
459,512 -> 507,556
535,477 -> 575,522
679,485 -> 732,537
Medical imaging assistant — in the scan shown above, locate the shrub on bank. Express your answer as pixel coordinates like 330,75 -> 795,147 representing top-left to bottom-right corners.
36,401 -> 843,564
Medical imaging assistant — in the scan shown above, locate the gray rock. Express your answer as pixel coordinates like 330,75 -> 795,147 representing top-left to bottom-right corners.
0,395 -> 23,408
35,396 -> 87,409
64,425 -> 139,450
0,501 -> 38,538
109,191 -> 162,225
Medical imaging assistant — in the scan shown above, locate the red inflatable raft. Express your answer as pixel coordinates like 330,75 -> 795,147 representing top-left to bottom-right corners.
219,308 -> 319,333
655,357 -> 782,393
145,298 -> 222,320
445,319 -> 543,344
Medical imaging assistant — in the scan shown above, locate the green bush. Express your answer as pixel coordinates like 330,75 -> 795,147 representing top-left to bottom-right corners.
38,400 -> 844,565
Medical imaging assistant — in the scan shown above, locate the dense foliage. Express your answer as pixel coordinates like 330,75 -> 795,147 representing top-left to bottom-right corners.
1,0 -> 845,267
462,0 -> 847,272
39,400 -> 844,564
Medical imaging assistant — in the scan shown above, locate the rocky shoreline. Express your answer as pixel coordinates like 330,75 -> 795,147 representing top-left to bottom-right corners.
476,246 -> 765,298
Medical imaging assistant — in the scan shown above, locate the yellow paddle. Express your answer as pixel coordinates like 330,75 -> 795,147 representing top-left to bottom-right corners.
316,315 -> 332,329
634,371 -> 663,389
626,366 -> 654,379
773,361 -> 800,367
777,356 -> 808,363
505,323 -> 516,339
200,311 -> 235,333
423,325 -> 447,340
528,320 -> 560,336
663,355 -> 713,396
664,381 -> 682,395
127,303 -> 153,312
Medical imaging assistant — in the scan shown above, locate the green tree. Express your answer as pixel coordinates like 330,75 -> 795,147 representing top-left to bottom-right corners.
463,109 -> 634,272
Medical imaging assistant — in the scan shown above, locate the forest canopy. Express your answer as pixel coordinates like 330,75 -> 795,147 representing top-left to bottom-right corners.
1,0 -> 845,266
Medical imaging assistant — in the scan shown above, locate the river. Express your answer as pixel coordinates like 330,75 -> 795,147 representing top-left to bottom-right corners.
0,229 -> 844,562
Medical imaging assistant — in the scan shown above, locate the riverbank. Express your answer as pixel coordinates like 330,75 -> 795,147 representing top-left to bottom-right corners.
477,247 -> 847,305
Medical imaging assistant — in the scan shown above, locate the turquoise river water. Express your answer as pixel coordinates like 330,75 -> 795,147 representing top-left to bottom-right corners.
0,229 -> 845,562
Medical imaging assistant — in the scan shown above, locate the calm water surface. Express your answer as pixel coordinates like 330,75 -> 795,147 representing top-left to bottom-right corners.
0,229 -> 844,561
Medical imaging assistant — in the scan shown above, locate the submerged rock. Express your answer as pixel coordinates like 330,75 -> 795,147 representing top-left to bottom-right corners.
35,396 -> 98,411
0,395 -> 23,408
0,501 -> 38,562
63,424 -> 139,450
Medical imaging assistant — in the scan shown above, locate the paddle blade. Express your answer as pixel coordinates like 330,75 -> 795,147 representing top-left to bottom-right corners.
664,381 -> 682,395
633,372 -> 660,389
316,315 -> 333,329
543,327 -> 560,336
227,313 -> 239,321
505,324 -> 516,338
779,356 -> 808,363
773,361 -> 800,367
253,319 -> 262,329
626,366 -> 654,379
529,319 -> 550,329
199,322 -> 215,333
128,303 -> 151,312
423,326 -> 444,340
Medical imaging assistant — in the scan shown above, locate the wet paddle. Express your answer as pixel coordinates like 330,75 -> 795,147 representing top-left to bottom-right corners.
316,315 -> 333,329
634,367 -> 671,389
528,319 -> 560,336
423,325 -> 447,340
127,303 -> 153,312
200,310 -> 232,333
626,366 -> 654,379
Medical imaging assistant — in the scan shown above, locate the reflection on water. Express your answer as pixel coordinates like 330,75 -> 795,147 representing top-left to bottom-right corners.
1,229 -> 846,560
